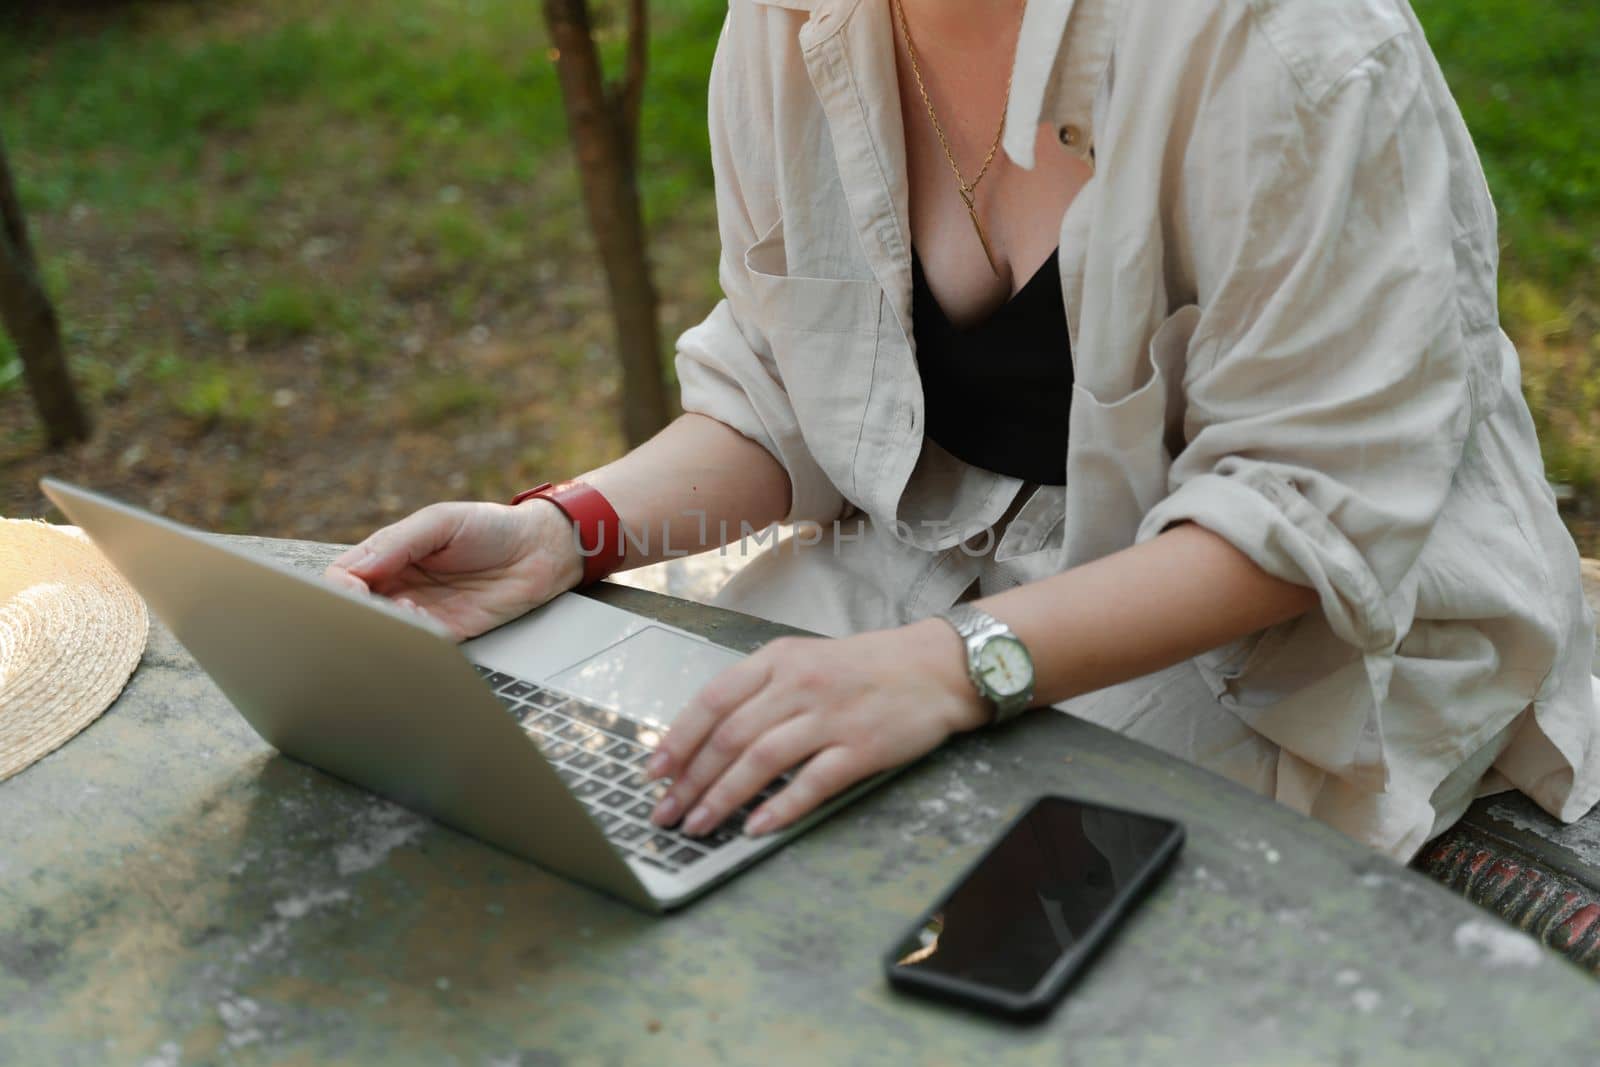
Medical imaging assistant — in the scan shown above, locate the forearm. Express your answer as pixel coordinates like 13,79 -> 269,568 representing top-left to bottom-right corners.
577,412 -> 793,571
911,520 -> 1321,710
642,519 -> 1322,840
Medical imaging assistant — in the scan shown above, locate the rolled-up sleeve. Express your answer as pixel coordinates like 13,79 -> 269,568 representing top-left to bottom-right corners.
673,11 -> 846,525
1135,32 -> 1473,668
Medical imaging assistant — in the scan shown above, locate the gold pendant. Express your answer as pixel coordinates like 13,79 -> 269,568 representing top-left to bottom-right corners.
960,188 -> 1003,279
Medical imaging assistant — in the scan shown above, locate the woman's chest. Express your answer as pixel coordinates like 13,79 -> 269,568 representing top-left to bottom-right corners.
891,29 -> 1095,328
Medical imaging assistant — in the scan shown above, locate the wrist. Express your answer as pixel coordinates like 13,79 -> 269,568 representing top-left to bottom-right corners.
903,617 -> 990,734
509,480 -> 627,586
514,499 -> 586,594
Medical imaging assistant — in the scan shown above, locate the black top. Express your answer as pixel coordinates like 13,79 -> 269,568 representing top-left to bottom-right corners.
911,245 -> 1073,486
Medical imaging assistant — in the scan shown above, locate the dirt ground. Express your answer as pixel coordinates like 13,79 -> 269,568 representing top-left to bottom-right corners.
0,189 -> 724,547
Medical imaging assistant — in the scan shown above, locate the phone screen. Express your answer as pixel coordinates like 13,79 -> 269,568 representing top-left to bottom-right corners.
888,796 -> 1181,998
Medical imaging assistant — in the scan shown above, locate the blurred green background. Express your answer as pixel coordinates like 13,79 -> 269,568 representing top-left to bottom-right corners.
1,0 -> 1596,548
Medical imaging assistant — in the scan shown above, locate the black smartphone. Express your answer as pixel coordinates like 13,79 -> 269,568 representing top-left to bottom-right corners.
883,794 -> 1184,1020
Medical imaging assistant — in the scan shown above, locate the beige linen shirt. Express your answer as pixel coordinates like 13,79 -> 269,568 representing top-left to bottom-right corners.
672,0 -> 1600,860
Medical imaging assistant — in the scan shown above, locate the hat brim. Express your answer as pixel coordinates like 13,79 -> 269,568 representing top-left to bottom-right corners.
0,519 -> 149,782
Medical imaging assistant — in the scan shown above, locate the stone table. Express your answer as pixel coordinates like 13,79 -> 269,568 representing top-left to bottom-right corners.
3,535 -> 1598,1066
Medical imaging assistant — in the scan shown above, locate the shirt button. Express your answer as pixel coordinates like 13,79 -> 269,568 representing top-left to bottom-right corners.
1058,124 -> 1080,147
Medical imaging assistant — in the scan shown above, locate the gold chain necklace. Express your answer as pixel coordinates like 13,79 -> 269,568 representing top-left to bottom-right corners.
892,0 -> 1018,279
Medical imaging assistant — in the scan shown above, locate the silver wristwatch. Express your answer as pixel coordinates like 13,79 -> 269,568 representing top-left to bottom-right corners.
937,603 -> 1036,726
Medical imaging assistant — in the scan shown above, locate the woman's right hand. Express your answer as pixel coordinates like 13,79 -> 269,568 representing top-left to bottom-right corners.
323,500 -> 584,642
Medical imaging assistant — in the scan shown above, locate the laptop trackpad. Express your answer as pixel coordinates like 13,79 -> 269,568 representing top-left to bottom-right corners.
548,626 -> 744,728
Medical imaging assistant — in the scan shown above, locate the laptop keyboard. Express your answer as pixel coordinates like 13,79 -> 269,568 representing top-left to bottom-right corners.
474,664 -> 780,875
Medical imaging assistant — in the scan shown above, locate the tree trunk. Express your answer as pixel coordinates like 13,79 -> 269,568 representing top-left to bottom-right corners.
541,0 -> 669,448
0,129 -> 89,448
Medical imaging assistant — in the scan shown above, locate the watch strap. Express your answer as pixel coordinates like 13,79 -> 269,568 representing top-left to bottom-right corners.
510,480 -> 626,586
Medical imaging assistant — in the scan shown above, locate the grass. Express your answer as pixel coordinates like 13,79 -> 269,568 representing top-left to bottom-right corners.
0,0 -> 1597,544
0,0 -> 714,218
1415,0 -> 1600,305
1412,0 -> 1600,503
0,333 -> 18,393
407,370 -> 499,427
212,282 -> 349,345
170,360 -> 271,428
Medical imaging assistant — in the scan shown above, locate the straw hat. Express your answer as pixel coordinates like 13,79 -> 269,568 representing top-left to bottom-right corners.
0,519 -> 148,782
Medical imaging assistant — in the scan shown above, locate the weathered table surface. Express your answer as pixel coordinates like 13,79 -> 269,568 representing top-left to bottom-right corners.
4,535 -> 1598,1066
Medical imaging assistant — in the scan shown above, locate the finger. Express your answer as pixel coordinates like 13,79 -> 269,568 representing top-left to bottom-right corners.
743,745 -> 861,837
338,505 -> 467,585
322,564 -> 371,595
652,688 -> 806,829
389,594 -> 461,642
644,651 -> 776,782
677,712 -> 822,837
372,578 -> 506,644
330,541 -> 370,570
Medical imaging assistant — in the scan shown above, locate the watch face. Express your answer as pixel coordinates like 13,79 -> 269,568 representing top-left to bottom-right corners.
976,636 -> 1033,699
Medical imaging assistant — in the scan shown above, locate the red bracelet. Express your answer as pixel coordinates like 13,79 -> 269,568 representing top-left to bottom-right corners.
510,480 -> 626,586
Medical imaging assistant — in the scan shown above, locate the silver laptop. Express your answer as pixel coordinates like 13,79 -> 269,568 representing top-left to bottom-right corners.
42,478 -> 890,912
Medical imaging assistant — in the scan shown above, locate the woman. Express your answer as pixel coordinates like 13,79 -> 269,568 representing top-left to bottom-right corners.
327,0 -> 1600,861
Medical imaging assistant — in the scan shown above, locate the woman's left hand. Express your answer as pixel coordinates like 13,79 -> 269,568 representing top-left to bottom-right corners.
644,618 -> 990,838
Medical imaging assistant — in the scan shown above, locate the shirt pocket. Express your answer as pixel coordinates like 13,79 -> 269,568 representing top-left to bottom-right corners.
744,218 -> 884,504
1064,304 -> 1196,563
